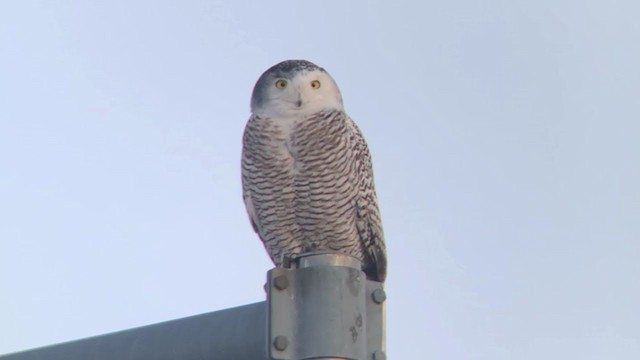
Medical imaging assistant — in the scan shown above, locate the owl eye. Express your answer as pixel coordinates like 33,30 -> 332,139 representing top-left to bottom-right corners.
310,80 -> 321,89
275,79 -> 287,89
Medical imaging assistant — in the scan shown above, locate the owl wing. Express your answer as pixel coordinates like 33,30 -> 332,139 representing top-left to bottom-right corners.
348,116 -> 387,282
242,185 -> 260,234
241,115 -> 264,238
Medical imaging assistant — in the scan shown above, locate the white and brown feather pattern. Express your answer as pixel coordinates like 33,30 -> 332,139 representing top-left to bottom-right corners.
242,109 -> 387,282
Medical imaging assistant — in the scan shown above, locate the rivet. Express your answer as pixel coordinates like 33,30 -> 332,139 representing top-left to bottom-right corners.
273,275 -> 289,290
273,335 -> 288,351
372,288 -> 386,304
373,350 -> 387,360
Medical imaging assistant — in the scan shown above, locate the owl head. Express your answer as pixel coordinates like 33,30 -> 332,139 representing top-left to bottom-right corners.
250,60 -> 344,116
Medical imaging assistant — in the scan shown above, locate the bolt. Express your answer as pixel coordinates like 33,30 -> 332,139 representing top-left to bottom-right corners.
371,288 -> 386,304
273,275 -> 289,290
273,335 -> 288,351
372,350 -> 387,360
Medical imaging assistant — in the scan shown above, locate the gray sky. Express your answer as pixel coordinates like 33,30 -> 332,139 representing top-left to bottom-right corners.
1,1 -> 639,358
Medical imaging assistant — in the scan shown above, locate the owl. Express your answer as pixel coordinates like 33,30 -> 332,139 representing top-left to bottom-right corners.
241,60 -> 387,282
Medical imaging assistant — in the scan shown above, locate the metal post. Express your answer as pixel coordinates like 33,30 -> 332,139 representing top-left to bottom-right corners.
267,252 -> 386,360
1,252 -> 386,360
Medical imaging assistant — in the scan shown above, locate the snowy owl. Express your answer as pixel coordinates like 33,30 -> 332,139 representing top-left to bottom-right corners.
241,60 -> 387,282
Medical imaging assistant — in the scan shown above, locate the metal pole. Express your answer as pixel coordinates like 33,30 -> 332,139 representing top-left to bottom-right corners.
1,252 -> 386,360
0,302 -> 267,360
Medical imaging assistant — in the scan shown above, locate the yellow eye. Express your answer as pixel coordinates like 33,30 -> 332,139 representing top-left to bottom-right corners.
310,80 -> 321,89
275,79 -> 287,89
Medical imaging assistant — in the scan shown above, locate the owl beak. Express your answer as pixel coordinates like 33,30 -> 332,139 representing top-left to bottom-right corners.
296,94 -> 303,107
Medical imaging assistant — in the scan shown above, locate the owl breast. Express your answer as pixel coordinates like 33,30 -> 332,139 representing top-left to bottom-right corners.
242,110 -> 365,266
288,111 -> 363,256
243,59 -> 386,282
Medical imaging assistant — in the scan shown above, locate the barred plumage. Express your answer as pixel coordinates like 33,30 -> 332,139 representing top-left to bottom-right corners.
242,60 -> 386,282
